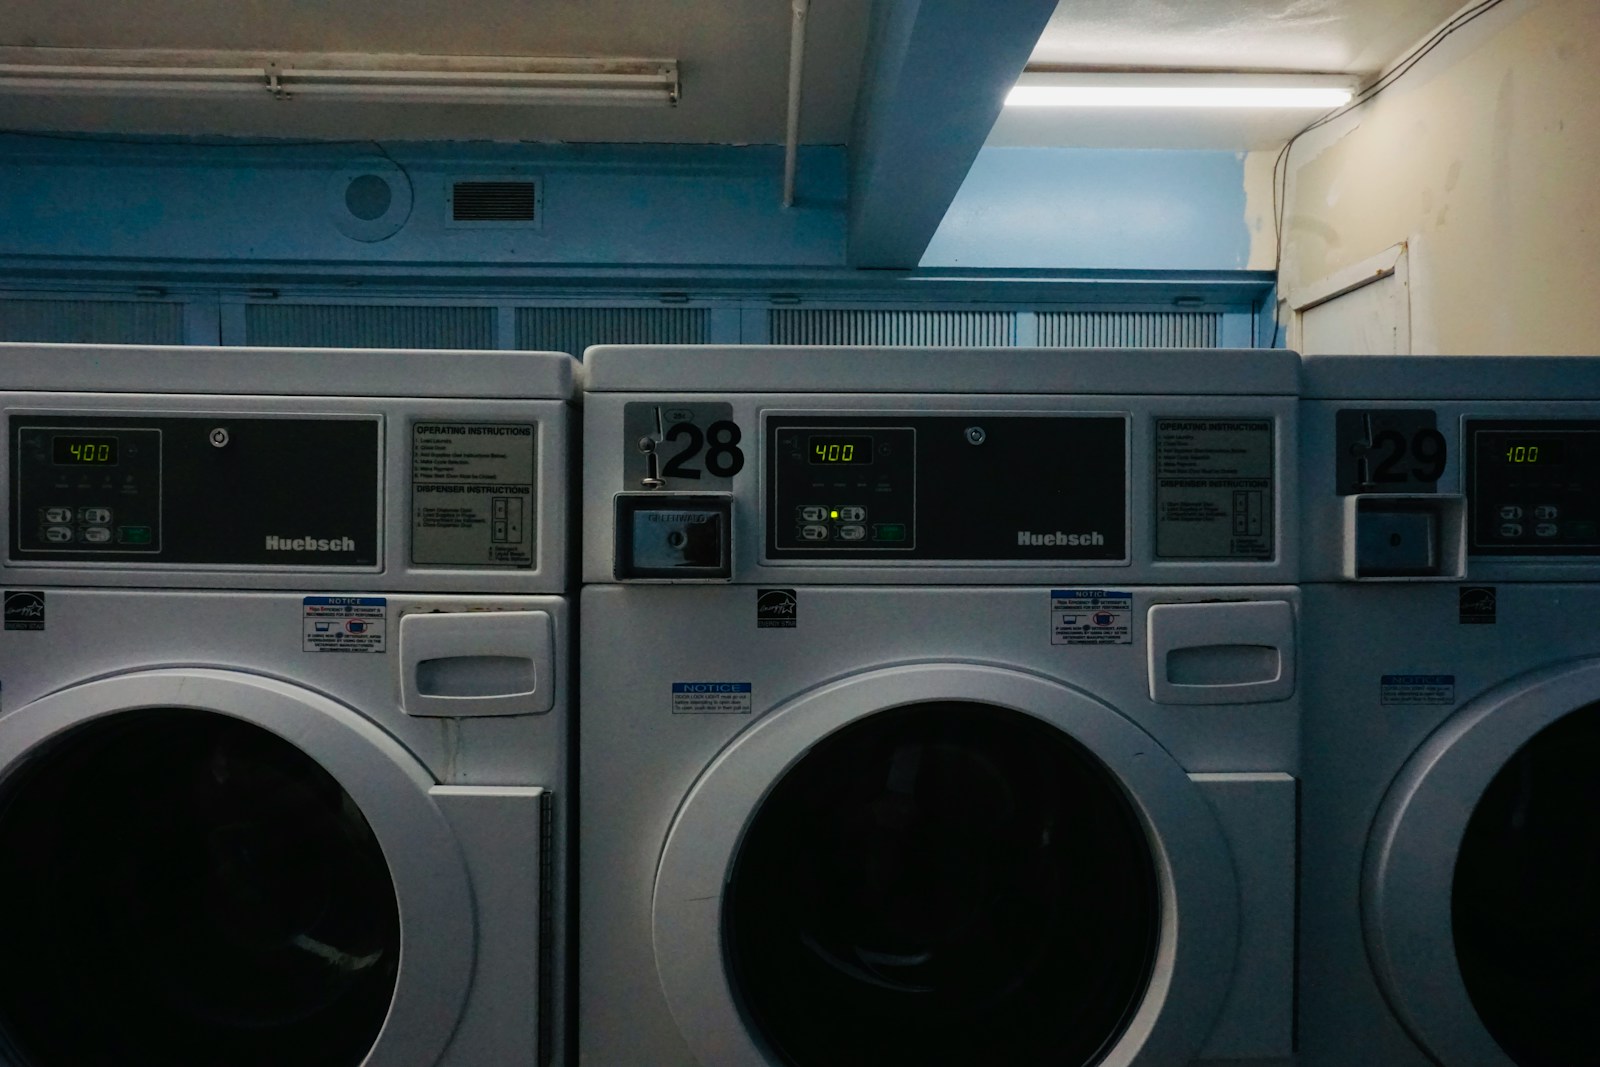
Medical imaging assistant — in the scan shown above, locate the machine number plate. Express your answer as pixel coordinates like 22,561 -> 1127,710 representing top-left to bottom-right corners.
624,402 -> 745,490
1335,409 -> 1448,494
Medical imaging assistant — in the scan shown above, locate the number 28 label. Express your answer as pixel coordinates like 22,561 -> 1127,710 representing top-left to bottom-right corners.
623,401 -> 747,490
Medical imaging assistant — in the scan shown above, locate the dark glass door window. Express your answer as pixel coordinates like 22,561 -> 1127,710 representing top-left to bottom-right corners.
723,701 -> 1159,1067
0,709 -> 401,1067
1454,702 -> 1600,1066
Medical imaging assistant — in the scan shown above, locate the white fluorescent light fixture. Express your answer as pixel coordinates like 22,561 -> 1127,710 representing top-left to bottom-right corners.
1007,72 -> 1355,109
0,48 -> 679,106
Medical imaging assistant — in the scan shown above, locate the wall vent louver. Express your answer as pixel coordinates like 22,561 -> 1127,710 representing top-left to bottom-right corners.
448,178 -> 541,228
0,297 -> 183,344
1037,310 -> 1222,348
516,306 -> 709,357
245,303 -> 496,349
768,309 -> 1017,346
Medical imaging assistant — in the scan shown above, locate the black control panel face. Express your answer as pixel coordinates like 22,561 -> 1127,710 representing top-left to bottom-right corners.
10,415 -> 381,566
767,415 -> 1127,561
1467,420 -> 1600,555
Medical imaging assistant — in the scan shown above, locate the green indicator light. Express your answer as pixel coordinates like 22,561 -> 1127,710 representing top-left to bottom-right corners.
117,525 -> 152,545
872,523 -> 907,543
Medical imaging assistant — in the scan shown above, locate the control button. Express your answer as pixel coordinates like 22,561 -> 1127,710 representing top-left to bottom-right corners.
79,507 -> 112,525
44,525 -> 73,543
1535,505 -> 1560,520
1499,505 -> 1523,520
871,523 -> 908,543
837,524 -> 867,541
1499,522 -> 1524,538
44,507 -> 72,523
835,505 -> 867,523
81,526 -> 112,544
1536,523 -> 1560,538
116,525 -> 153,545
801,524 -> 830,541
799,505 -> 828,522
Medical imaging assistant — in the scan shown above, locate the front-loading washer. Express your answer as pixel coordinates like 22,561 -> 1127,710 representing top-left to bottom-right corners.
0,342 -> 575,1067
1298,354 -> 1600,1067
578,345 -> 1301,1067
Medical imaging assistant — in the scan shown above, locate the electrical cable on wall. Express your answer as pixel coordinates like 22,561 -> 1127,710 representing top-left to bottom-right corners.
1269,0 -> 1509,345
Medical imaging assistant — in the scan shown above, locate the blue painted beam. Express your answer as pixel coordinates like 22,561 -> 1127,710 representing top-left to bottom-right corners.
848,0 -> 1058,268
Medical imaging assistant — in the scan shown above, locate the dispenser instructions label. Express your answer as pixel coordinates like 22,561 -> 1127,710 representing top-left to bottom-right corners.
1155,419 -> 1274,559
412,422 -> 536,567
1380,674 -> 1456,706
671,681 -> 753,715
303,596 -> 387,653
1051,589 -> 1132,645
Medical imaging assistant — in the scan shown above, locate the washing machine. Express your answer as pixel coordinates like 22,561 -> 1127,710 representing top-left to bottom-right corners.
0,342 -> 574,1067
578,345 -> 1301,1067
1298,354 -> 1600,1067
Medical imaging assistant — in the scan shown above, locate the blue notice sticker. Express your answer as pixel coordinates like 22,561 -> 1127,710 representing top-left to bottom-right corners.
303,596 -> 387,653
1050,589 -> 1133,645
671,681 -> 753,715
1380,674 -> 1456,706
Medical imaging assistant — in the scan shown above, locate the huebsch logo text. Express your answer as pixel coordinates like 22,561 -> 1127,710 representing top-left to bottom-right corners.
1016,530 -> 1105,547
265,535 -> 357,552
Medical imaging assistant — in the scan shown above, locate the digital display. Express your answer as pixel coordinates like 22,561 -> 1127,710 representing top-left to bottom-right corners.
1493,438 -> 1565,465
808,435 -> 873,465
52,436 -> 118,465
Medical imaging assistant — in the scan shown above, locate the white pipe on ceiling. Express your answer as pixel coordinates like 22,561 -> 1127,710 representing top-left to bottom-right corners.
782,0 -> 810,208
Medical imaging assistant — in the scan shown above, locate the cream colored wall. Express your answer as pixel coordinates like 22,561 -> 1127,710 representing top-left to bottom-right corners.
1275,0 -> 1600,354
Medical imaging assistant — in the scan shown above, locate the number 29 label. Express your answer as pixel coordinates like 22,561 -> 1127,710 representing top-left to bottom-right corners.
623,401 -> 747,490
1334,409 -> 1449,495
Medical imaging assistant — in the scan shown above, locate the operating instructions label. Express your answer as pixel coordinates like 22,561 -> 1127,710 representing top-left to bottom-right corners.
412,422 -> 536,567
1155,418 -> 1275,560
1051,589 -> 1132,645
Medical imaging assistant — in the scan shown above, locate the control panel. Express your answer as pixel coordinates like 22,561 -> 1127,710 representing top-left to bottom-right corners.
10,414 -> 381,566
765,415 -> 1127,561
1467,420 -> 1600,555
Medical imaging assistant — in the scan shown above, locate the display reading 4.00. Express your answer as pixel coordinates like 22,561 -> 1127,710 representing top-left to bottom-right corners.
808,435 -> 873,465
52,436 -> 118,465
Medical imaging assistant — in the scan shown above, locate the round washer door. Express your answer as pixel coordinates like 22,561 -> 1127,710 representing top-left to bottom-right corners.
1365,658 -> 1600,1066
0,668 -> 476,1067
653,663 -> 1240,1067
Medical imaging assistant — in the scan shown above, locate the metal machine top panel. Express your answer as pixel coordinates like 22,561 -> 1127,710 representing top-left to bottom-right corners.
1301,355 -> 1600,400
582,349 -> 1299,585
1,343 -> 575,399
583,346 -> 1300,396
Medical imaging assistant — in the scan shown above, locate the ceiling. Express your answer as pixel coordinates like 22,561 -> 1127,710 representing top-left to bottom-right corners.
0,0 -> 1469,148
0,0 -> 871,143
991,0 -> 1471,149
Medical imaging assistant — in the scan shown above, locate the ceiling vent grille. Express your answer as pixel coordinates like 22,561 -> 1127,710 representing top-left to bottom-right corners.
245,303 -> 496,349
1037,310 -> 1221,348
449,178 -> 541,227
516,306 -> 709,357
0,297 -> 183,344
768,309 -> 1017,347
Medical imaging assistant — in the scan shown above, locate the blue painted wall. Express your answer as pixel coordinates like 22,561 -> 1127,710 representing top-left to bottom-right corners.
0,135 -> 1255,275
0,138 -> 847,269
922,147 -> 1253,271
